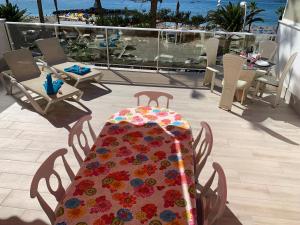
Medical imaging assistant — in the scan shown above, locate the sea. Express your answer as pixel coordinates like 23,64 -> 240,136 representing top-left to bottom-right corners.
0,0 -> 286,26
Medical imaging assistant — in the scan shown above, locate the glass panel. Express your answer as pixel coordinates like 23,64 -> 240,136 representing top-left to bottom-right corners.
5,22 -> 277,89
6,24 -> 108,65
107,28 -> 159,69
158,31 -> 214,71
68,26 -> 107,64
6,23 -> 55,51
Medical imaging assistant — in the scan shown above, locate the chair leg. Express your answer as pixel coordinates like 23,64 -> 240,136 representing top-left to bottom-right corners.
254,81 -> 260,97
43,101 -> 52,114
273,87 -> 281,107
210,72 -> 216,93
241,89 -> 246,105
74,80 -> 80,87
259,83 -> 267,97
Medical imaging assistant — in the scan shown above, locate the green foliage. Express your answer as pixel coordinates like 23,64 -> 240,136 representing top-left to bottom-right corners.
0,2 -> 27,22
207,2 -> 244,32
189,15 -> 206,27
276,6 -> 285,20
207,1 -> 265,32
246,0 -> 265,31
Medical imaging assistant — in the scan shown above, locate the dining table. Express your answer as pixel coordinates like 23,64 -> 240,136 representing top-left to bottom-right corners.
54,106 -> 197,225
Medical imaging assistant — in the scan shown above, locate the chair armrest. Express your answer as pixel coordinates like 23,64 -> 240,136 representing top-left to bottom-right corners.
36,58 -> 48,66
1,71 -> 16,83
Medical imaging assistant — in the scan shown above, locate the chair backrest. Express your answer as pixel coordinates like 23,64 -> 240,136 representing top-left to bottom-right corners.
205,38 -> 219,66
219,54 -> 245,110
134,91 -> 174,108
193,121 -> 213,180
259,40 -> 277,60
200,162 -> 227,225
36,37 -> 68,65
68,114 -> 97,165
3,49 -> 40,82
278,52 -> 298,86
30,148 -> 75,224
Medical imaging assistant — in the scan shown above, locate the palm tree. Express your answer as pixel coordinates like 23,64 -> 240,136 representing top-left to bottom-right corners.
175,0 -> 180,29
53,0 -> 60,23
276,6 -> 285,20
149,0 -> 162,28
207,2 -> 244,32
246,1 -> 265,32
94,0 -> 103,17
36,0 -> 45,23
275,6 -> 285,32
207,2 -> 245,52
0,1 -> 27,21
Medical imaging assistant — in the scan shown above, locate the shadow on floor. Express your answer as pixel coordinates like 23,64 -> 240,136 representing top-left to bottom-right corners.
210,76 -> 300,145
0,83 -> 16,114
231,94 -> 300,146
43,100 -> 91,128
0,217 -> 49,225
215,206 -> 243,225
12,95 -> 91,128
105,69 -> 206,90
67,80 -> 112,101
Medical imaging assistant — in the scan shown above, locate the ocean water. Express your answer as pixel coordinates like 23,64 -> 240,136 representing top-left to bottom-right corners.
0,0 -> 286,26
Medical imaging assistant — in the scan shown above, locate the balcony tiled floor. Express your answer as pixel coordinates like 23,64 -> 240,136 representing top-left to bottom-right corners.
0,78 -> 299,225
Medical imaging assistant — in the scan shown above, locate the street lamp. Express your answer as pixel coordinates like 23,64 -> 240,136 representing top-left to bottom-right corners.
240,1 -> 247,31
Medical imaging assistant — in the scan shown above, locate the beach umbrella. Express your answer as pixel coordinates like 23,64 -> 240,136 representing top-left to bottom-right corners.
53,0 -> 60,23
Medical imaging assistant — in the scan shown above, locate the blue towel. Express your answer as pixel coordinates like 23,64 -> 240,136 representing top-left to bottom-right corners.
43,74 -> 64,95
64,65 -> 91,75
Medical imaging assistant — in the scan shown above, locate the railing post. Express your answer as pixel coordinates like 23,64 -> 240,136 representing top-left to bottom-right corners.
157,31 -> 160,72
1,19 -> 14,50
54,26 -> 59,38
0,19 -> 12,72
105,28 -> 110,69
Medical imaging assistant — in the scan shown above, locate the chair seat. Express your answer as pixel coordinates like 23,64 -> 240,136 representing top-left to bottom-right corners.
256,74 -> 279,87
206,65 -> 224,74
21,75 -> 80,100
222,79 -> 248,89
53,62 -> 102,81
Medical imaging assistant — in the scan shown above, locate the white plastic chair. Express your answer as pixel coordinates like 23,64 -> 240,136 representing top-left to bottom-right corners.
30,148 -> 75,224
134,91 -> 174,108
193,121 -> 213,181
197,162 -> 227,225
219,54 -> 246,110
68,114 -> 96,165
203,38 -> 223,91
258,40 -> 277,61
254,52 -> 298,107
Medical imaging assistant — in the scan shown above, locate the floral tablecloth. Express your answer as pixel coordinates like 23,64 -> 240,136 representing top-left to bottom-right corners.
55,106 -> 197,225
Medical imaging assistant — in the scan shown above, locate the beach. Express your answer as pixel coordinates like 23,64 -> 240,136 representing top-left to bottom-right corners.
0,0 -> 286,26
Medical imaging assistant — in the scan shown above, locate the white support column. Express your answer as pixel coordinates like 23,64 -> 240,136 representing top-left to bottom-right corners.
0,19 -> 11,71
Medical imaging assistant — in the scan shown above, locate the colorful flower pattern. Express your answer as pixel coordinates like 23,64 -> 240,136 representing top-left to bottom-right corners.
54,107 -> 196,225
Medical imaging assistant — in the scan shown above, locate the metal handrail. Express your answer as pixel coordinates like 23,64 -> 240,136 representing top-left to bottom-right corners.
5,21 -> 277,37
4,20 -> 277,75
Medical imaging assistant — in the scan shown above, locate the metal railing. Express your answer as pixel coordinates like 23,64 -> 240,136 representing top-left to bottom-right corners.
4,21 -> 276,73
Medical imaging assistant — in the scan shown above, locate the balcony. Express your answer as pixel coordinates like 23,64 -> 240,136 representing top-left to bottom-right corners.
0,20 -> 300,225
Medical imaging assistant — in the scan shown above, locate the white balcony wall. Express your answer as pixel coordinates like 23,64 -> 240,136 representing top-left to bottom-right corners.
277,20 -> 300,114
0,19 -> 11,71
